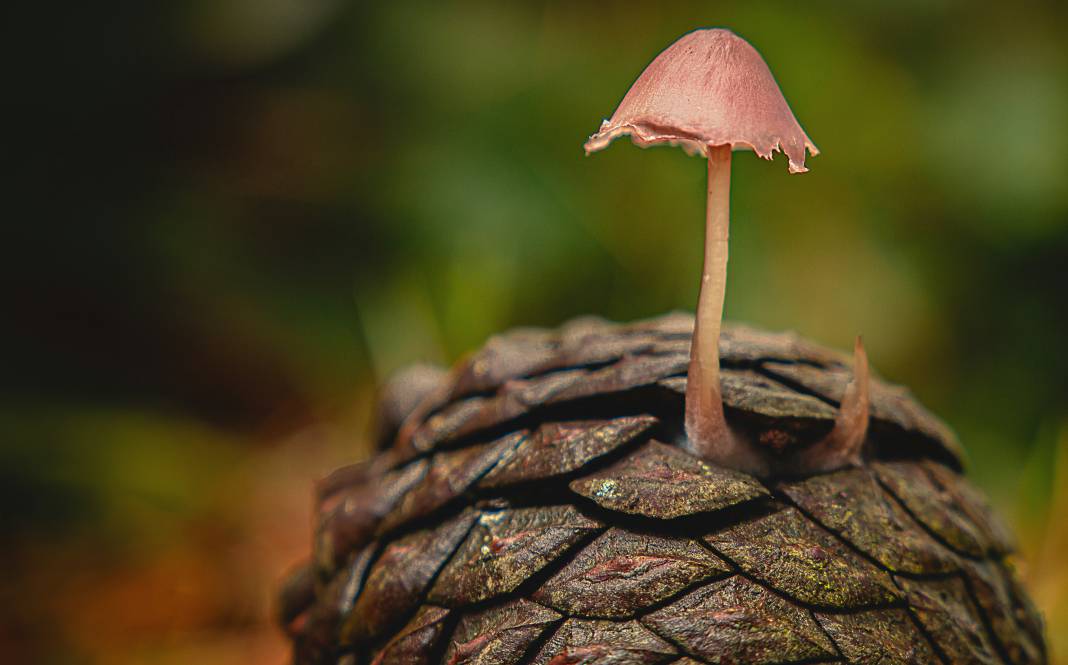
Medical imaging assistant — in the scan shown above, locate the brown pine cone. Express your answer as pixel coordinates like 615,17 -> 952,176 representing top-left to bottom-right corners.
278,313 -> 1046,665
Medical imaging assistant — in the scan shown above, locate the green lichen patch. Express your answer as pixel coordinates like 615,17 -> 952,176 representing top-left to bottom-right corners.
781,468 -> 957,575
707,507 -> 901,609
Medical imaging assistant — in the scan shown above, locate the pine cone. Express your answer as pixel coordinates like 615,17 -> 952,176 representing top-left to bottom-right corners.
279,313 -> 1046,664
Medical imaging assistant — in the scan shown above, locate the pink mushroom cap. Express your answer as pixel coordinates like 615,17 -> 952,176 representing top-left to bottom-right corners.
584,28 -> 818,173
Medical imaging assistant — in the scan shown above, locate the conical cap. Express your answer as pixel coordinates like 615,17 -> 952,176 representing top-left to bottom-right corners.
585,29 -> 817,173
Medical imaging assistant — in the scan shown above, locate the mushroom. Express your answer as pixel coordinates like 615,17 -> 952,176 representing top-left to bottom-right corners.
585,28 -> 849,470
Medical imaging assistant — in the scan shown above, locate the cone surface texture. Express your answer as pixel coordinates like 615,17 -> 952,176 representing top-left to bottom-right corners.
280,314 -> 1046,665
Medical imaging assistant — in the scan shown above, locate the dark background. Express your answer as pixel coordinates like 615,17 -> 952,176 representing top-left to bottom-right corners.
4,1 -> 1067,662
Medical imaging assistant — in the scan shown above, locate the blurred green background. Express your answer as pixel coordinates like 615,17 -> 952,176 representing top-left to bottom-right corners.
4,1 -> 1067,662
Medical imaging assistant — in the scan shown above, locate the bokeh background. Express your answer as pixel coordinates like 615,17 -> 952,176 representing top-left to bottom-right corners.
5,1 -> 1068,662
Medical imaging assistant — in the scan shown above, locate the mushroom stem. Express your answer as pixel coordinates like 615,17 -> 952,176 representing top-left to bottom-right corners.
685,144 -> 733,459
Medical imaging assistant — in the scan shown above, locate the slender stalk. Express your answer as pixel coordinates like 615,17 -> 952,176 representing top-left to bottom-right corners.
685,144 -> 733,459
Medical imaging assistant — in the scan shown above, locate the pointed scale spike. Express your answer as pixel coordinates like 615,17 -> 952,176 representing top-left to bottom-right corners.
796,336 -> 870,473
